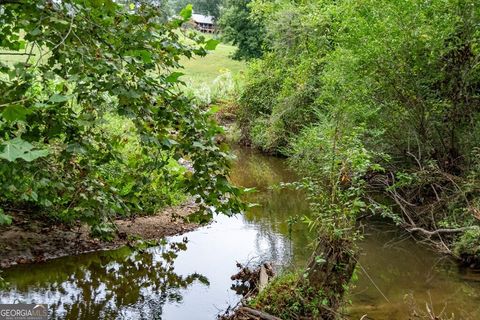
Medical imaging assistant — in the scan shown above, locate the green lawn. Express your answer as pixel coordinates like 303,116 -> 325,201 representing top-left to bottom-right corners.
2,37 -> 245,90
179,41 -> 245,87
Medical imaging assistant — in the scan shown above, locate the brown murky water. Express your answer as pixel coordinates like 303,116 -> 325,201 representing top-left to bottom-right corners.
1,146 -> 480,319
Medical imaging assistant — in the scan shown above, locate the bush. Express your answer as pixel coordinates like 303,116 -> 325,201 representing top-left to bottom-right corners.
454,227 -> 480,261
250,272 -> 324,319
237,0 -> 480,254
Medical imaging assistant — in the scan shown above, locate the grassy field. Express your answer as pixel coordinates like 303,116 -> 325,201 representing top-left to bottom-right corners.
1,35 -> 245,103
179,40 -> 245,87
176,36 -> 246,105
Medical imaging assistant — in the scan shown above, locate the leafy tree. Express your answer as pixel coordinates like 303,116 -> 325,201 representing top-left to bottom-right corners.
0,0 -> 244,233
169,0 -> 222,19
237,0 -> 480,315
218,0 -> 266,60
194,0 -> 222,19
239,0 -> 480,254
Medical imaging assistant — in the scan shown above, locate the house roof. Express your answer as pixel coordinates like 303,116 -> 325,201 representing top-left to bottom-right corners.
191,13 -> 214,25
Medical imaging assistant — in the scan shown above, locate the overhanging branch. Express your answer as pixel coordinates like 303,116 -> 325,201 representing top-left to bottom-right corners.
0,0 -> 24,4
408,226 -> 477,237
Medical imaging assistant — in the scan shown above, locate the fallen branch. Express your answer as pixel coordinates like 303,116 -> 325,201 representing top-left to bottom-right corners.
408,226 -> 477,237
230,261 -> 274,296
219,262 -> 275,320
237,307 -> 282,320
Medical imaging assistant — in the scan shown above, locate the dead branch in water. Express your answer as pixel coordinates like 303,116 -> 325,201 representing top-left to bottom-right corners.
236,307 -> 282,320
408,226 -> 476,237
369,169 -> 480,255
404,293 -> 455,320
230,261 -> 274,297
218,262 -> 275,320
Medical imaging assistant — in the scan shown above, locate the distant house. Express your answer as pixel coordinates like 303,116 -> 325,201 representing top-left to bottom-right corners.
191,13 -> 216,33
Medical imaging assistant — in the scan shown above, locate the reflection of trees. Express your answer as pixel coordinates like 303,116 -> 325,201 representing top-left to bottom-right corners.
244,190 -> 315,267
2,240 -> 208,320
229,147 -> 296,190
230,146 -> 316,267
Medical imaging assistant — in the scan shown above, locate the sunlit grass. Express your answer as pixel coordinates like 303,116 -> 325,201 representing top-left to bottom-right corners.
1,33 -> 245,106
179,41 -> 245,87
177,34 -> 246,105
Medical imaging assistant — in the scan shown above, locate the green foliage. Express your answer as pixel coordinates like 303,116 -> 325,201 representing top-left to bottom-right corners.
169,0 -> 223,19
218,0 -> 266,60
237,2 -> 336,150
0,271 -> 8,290
454,227 -> 480,259
0,0 -> 244,233
0,137 -> 49,162
285,125 -> 380,238
250,272 -> 317,319
250,270 -> 345,319
236,57 -> 283,150
0,208 -> 12,225
179,3 -> 193,20
238,0 -> 480,252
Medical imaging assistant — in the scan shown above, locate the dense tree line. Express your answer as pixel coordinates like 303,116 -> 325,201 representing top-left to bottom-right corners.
218,0 -> 265,60
239,0 -> 480,256
232,0 -> 480,317
168,0 -> 222,19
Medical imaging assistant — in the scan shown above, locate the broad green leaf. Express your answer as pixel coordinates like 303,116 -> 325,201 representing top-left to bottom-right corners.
0,138 -> 49,162
2,105 -> 30,122
179,4 -> 192,21
205,39 -> 220,51
126,50 -> 153,63
166,72 -> 184,83
161,138 -> 179,147
49,94 -> 70,103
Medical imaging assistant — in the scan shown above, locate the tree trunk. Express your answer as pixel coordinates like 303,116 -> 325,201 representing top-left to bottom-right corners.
304,236 -> 358,320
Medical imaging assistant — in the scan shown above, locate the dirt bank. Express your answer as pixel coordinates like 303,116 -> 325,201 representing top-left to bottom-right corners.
0,201 -> 199,269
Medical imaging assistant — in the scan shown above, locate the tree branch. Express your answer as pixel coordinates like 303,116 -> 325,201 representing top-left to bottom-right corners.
408,226 -> 477,237
0,0 -> 24,5
238,307 -> 282,320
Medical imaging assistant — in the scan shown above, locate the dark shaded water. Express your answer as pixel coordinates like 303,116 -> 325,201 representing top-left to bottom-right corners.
1,146 -> 480,319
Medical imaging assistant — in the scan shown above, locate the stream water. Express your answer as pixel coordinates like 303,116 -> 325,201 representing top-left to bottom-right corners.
1,146 -> 480,319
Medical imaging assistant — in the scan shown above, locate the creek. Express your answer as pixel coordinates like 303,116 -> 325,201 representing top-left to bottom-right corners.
1,146 -> 480,319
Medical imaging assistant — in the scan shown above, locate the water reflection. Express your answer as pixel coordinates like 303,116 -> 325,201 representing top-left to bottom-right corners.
0,240 -> 208,319
349,223 -> 480,319
230,146 -> 314,266
1,146 -> 480,319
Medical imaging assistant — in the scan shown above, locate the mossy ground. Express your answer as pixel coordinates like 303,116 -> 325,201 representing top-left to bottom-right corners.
249,271 -> 329,320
